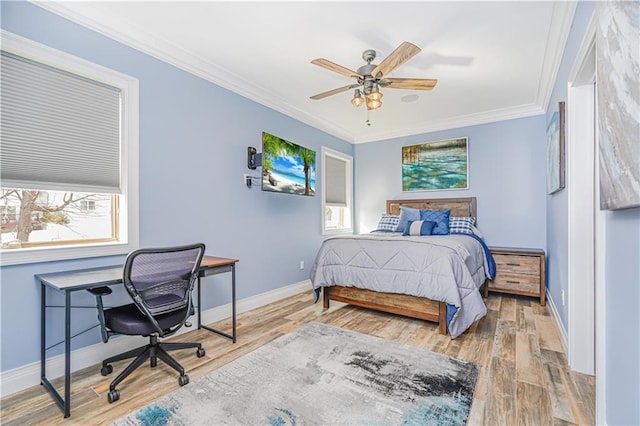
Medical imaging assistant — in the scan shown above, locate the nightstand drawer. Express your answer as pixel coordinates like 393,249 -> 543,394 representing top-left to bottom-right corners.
487,247 -> 546,306
493,253 -> 540,276
489,272 -> 540,295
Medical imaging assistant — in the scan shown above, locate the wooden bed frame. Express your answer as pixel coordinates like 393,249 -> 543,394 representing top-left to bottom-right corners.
322,197 -> 478,335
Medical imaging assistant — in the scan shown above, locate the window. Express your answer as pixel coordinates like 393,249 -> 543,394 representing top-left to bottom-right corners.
0,31 -> 139,266
321,147 -> 353,234
80,200 -> 97,213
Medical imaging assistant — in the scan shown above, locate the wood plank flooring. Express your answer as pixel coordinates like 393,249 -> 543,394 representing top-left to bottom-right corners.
0,292 -> 595,425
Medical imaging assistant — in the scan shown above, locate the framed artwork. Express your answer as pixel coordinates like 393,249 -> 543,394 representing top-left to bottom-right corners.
546,101 -> 566,195
402,137 -> 468,191
596,1 -> 640,210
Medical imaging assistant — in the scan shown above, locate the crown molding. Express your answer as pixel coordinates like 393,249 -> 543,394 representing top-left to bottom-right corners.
536,1 -> 578,113
350,103 -> 545,144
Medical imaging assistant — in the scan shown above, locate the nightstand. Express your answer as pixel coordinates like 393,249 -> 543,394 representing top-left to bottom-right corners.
486,247 -> 546,306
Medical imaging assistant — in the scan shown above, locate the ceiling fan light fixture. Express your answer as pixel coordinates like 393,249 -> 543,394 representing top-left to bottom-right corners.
367,98 -> 382,110
367,84 -> 383,102
351,89 -> 364,107
310,41 -> 437,115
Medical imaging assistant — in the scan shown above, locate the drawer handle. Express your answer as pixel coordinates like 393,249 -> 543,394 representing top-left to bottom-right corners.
506,263 -> 521,267
506,280 -> 520,284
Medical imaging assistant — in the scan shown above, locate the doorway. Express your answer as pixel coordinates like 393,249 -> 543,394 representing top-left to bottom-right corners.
566,12 -> 604,424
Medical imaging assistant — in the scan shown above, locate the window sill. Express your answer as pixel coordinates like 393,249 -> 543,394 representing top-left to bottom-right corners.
0,240 -> 138,266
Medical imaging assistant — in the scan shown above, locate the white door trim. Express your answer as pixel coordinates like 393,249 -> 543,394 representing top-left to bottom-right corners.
566,11 -> 605,424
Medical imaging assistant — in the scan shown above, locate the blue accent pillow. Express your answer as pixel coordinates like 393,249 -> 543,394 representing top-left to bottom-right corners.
375,214 -> 400,232
419,209 -> 451,235
395,207 -> 420,233
449,216 -> 476,235
403,220 -> 436,236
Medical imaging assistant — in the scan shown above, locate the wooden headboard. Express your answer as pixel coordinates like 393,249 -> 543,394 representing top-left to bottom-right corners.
387,197 -> 477,219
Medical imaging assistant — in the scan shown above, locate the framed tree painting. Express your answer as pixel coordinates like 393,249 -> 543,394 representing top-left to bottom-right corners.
402,137 -> 468,191
546,101 -> 566,194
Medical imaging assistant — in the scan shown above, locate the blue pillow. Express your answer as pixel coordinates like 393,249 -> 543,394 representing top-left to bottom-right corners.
375,214 -> 400,232
419,209 -> 451,235
395,207 -> 421,233
403,220 -> 436,236
449,216 -> 476,235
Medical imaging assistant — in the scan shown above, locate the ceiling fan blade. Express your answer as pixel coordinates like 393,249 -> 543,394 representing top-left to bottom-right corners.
311,58 -> 363,79
310,83 -> 360,100
371,41 -> 421,78
383,78 -> 438,90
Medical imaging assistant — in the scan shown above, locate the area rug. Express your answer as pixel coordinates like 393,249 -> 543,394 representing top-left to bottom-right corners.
113,322 -> 479,425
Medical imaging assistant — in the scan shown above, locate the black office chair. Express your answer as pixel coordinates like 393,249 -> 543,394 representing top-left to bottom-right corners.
89,243 -> 206,403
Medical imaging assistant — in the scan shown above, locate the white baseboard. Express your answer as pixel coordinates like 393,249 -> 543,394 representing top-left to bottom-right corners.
545,289 -> 569,355
0,280 -> 311,398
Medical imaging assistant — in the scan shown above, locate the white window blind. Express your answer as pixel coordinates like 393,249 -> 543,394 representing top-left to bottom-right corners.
325,154 -> 347,206
1,51 -> 122,193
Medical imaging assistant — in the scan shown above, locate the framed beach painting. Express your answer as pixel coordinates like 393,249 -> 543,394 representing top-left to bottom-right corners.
546,101 -> 565,195
402,137 -> 468,191
596,1 -> 640,210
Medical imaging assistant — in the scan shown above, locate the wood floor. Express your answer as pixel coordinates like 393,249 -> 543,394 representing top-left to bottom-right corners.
0,292 -> 595,425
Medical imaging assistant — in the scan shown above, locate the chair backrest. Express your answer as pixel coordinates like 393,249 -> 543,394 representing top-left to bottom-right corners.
123,243 -> 205,335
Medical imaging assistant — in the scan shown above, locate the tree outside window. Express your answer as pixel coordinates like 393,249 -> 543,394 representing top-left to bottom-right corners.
0,188 -> 116,249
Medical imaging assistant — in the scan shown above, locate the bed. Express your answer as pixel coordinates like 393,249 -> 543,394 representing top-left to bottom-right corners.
309,197 -> 494,338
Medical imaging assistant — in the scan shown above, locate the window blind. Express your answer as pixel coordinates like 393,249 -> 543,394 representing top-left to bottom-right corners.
0,51 -> 122,193
325,155 -> 347,206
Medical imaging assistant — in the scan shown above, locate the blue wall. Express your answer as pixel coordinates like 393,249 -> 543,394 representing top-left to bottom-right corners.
596,0 -> 640,418
545,1 -> 595,329
0,2 -> 352,372
604,208 -> 640,425
353,116 -> 547,249
545,2 -> 640,424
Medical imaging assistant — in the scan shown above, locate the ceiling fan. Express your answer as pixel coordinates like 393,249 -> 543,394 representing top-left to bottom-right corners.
310,41 -> 437,111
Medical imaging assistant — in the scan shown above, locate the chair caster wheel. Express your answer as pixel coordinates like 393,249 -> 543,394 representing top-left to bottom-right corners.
179,375 -> 189,386
107,389 -> 120,403
101,364 -> 113,376
196,347 -> 205,358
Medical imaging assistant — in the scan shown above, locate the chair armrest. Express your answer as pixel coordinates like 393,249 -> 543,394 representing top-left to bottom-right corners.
87,286 -> 112,343
87,286 -> 113,296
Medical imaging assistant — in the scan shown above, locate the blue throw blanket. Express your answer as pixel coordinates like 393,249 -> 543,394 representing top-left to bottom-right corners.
446,232 -> 495,328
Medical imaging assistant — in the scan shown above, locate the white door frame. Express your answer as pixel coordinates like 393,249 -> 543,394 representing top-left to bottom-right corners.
566,12 -> 606,424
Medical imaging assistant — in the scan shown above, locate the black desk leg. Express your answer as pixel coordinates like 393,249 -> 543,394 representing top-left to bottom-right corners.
40,283 -> 46,385
231,265 -> 236,343
64,290 -> 71,417
197,276 -> 202,329
40,284 -> 67,416
198,266 -> 237,343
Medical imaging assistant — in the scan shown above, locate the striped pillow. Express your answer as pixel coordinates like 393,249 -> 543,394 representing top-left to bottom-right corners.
403,220 -> 437,236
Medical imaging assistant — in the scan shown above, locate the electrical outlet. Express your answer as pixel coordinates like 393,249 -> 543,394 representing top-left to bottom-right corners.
299,260 -> 304,270
561,290 -> 565,306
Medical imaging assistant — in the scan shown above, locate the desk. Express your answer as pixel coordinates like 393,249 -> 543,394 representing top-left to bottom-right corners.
35,255 -> 238,418
197,256 -> 238,342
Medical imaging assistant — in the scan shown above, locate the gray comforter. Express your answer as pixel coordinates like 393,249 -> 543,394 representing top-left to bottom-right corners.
309,233 -> 490,338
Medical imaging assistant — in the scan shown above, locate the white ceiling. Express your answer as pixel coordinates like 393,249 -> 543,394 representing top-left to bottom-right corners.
37,1 -> 576,144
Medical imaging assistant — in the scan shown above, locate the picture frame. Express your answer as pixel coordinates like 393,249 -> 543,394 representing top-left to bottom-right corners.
401,137 -> 468,191
546,101 -> 565,195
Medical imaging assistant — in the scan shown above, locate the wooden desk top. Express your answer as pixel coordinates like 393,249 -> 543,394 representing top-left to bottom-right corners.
201,256 -> 239,268
37,255 -> 238,291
